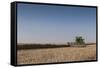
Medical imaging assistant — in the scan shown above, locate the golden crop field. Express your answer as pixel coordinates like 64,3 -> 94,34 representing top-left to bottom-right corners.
17,44 -> 96,65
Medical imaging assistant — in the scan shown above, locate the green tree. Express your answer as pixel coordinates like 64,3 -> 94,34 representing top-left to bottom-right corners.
75,36 -> 85,45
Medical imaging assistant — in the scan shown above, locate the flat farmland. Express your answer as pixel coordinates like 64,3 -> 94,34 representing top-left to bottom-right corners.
17,44 -> 96,65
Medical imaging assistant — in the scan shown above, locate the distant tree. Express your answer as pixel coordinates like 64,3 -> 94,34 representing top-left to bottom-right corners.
67,42 -> 70,47
75,36 -> 85,45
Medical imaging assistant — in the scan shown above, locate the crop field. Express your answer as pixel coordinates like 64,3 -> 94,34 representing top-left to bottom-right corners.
17,44 -> 96,65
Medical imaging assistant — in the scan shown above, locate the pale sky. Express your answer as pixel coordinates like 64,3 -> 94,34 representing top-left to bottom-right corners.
17,3 -> 96,44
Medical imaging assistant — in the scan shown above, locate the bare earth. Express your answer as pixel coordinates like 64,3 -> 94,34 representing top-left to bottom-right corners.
17,45 -> 96,65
